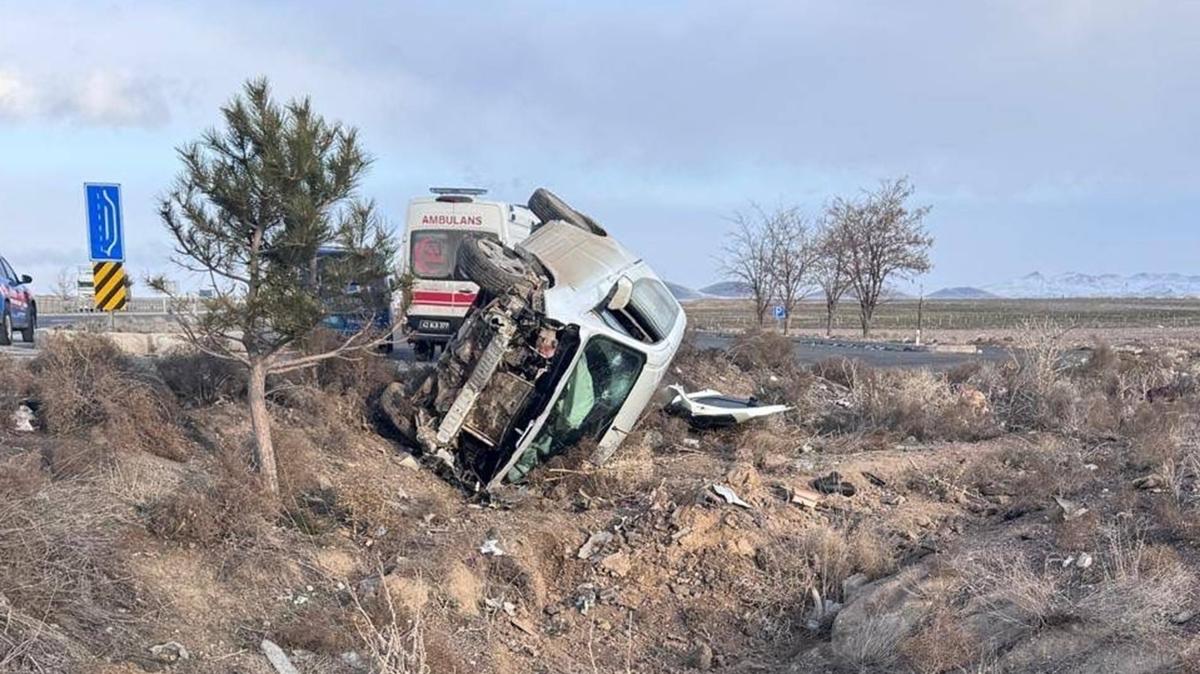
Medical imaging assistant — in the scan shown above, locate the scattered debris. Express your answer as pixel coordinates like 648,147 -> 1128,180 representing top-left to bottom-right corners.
510,616 -> 538,635
1076,552 -> 1093,569
574,584 -> 598,615
805,587 -> 843,631
861,471 -> 886,487
11,404 -> 34,432
395,452 -> 420,470
150,641 -> 190,663
681,437 -> 701,450
1132,474 -> 1166,491
812,472 -> 856,497
484,598 -> 518,616
600,551 -> 632,577
577,531 -> 614,559
711,484 -> 753,508
480,532 -> 505,556
261,639 -> 301,674
1053,496 -> 1089,521
784,484 -> 824,510
666,384 -> 790,429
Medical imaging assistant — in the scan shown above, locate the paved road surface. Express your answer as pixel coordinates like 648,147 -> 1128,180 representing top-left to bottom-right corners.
3,318 -> 1008,370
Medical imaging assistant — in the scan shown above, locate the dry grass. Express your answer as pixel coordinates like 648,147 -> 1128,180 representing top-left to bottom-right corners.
899,606 -> 976,674
31,333 -> 190,463
728,329 -> 796,372
0,476 -> 144,670
143,450 -> 274,546
349,568 -> 430,674
156,349 -> 245,406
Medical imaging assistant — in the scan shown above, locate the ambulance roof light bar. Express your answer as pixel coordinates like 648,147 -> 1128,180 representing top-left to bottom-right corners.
429,187 -> 488,196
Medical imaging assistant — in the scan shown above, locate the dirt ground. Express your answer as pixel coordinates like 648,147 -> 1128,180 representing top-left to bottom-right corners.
1,332 -> 1198,673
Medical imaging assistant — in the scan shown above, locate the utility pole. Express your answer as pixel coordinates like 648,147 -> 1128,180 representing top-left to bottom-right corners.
916,283 -> 924,346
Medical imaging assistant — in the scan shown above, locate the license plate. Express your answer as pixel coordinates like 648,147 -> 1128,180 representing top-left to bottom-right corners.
419,319 -> 451,331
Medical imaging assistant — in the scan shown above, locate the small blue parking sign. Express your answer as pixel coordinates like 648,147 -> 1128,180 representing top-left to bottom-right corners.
773,305 -> 786,320
85,183 -> 125,262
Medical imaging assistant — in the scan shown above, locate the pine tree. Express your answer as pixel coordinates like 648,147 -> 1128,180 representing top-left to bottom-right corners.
155,78 -> 393,494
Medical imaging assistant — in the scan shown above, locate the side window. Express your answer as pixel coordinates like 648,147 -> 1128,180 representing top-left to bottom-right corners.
597,278 -> 681,344
0,258 -> 15,281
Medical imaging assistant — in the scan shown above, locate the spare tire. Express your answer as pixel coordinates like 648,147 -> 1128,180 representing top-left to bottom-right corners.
528,188 -> 607,236
457,236 -> 529,295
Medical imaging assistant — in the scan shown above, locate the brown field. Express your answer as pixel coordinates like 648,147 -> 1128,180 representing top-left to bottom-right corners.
684,297 -> 1200,346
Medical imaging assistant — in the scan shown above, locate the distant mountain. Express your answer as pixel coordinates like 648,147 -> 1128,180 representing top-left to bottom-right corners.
929,286 -> 999,300
664,281 -> 704,301
699,281 -> 752,298
984,272 -> 1200,299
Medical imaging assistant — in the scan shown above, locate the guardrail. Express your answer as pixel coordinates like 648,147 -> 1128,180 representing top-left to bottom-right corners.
35,296 -> 174,314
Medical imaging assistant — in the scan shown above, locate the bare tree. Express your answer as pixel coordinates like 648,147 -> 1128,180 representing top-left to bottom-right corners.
152,79 -> 393,495
813,216 -> 853,336
765,207 -> 818,335
53,268 -> 75,302
720,209 -> 776,328
839,177 -> 933,337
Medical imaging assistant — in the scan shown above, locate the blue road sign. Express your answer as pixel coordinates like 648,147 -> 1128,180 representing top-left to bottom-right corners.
85,183 -> 125,262
773,305 -> 787,319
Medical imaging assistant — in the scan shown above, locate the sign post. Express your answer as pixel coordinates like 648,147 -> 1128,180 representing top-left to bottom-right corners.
85,183 -> 128,321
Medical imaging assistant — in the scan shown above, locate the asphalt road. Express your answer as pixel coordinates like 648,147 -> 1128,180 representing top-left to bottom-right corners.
691,332 -> 1011,370
2,316 -> 1010,370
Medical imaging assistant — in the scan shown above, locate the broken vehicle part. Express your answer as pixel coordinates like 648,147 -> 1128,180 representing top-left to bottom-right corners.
387,188 -> 686,491
812,471 -> 857,497
666,384 -> 791,429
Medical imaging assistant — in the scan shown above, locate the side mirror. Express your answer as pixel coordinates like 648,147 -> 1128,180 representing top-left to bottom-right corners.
19,274 -> 31,284
607,277 -> 633,311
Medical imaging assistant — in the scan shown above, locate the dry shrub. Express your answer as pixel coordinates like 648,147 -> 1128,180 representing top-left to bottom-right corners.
729,330 -> 795,372
302,329 -> 397,413
333,466 -> 412,537
899,606 -> 976,674
961,520 -> 1194,648
144,452 -> 273,546
274,601 -> 358,654
811,357 -> 862,389
783,525 -> 895,603
1122,400 -> 1186,469
980,320 -> 1077,432
0,354 -> 34,409
31,334 -> 189,462
0,479 -> 144,669
156,350 -> 245,406
828,365 -> 997,441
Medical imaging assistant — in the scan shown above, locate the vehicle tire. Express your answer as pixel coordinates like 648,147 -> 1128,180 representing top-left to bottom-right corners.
19,309 -> 35,343
413,340 -> 433,361
527,188 -> 607,236
0,311 -> 11,346
457,236 -> 529,295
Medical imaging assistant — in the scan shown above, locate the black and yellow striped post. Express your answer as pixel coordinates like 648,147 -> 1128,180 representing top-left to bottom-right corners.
93,261 -> 128,312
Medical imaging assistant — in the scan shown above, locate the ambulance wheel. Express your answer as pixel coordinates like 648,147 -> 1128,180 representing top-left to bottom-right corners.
527,188 -> 606,236
457,236 -> 529,295
413,341 -> 434,361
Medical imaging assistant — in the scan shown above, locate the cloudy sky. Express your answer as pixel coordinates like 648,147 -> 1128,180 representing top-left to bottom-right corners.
1,1 -> 1197,292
